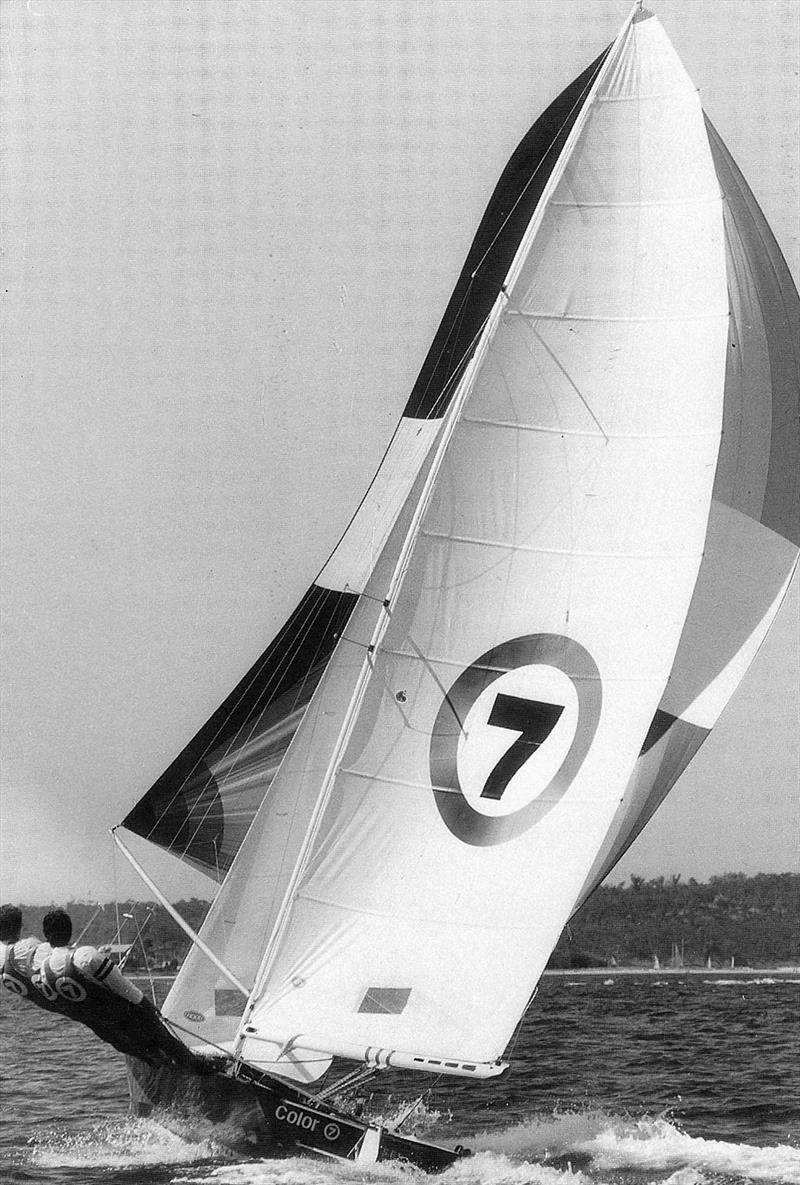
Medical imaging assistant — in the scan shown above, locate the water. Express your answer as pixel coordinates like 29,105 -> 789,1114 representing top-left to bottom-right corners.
1,972 -> 798,1185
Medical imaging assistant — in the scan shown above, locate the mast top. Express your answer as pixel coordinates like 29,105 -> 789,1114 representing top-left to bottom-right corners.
633,4 -> 655,23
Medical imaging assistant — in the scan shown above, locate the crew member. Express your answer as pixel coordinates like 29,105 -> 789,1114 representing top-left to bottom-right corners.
35,909 -> 215,1072
0,904 -> 59,1009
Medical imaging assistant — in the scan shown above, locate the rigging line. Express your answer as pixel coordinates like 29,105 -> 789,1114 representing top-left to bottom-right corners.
390,1078 -> 442,1132
414,297 -> 506,433
411,285 -> 500,430
314,1065 -> 382,1103
111,839 -> 122,967
505,985 -> 539,1064
154,306 -> 500,851
145,585 -> 337,845
74,903 -> 103,947
137,29 -> 622,856
111,827 -> 250,997
141,277 -> 504,848
468,56 -> 607,282
141,587 -> 335,841
191,585 -> 344,778
136,33 -> 610,851
160,1016 -> 236,1059
146,588 -> 329,818
412,277 -> 476,414
405,635 -> 467,734
520,316 -> 609,441
424,318 -> 484,422
171,594 -> 354,862
241,293 -> 506,1035
126,906 -> 157,1003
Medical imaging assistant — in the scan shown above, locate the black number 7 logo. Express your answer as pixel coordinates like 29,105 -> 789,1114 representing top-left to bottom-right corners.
481,694 -> 564,800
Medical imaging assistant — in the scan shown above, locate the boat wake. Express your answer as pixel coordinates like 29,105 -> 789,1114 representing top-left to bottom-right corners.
28,1114 -> 225,1170
166,1109 -> 800,1185
467,1111 -> 800,1184
23,1104 -> 799,1184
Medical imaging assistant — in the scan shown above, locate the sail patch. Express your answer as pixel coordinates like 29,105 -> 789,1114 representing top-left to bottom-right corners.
358,988 -> 411,1015
215,989 -> 248,1017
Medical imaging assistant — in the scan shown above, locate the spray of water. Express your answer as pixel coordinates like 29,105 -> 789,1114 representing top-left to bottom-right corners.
27,1106 -> 800,1185
466,1111 -> 800,1185
30,1114 -> 224,1169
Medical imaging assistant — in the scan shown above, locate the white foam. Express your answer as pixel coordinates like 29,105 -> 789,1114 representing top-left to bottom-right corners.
661,1170 -> 711,1185
177,1153 -> 597,1185
590,1118 -> 800,1183
468,1111 -> 800,1184
30,1115 -> 223,1169
702,979 -> 800,987
137,1109 -> 800,1185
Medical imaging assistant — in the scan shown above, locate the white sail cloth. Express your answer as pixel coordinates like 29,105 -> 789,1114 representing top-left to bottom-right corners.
234,13 -> 729,1074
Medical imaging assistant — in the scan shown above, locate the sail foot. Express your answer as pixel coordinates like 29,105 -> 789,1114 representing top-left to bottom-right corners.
241,1027 -> 508,1079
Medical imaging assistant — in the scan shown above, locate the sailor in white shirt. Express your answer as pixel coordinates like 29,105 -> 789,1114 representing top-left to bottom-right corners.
0,904 -> 50,1004
33,940 -> 145,1004
36,908 -> 217,1072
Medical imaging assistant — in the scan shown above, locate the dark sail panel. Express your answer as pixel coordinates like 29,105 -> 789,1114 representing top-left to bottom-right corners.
706,117 -> 800,546
403,50 -> 609,420
123,586 -> 358,879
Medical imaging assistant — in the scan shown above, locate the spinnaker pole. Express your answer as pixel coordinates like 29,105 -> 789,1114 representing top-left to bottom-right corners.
111,827 -> 250,998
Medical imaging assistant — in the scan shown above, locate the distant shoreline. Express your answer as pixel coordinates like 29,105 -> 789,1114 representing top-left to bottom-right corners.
128,967 -> 800,986
543,966 -> 800,976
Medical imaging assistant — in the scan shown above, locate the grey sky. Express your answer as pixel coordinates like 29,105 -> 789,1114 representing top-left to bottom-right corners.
1,0 -> 798,904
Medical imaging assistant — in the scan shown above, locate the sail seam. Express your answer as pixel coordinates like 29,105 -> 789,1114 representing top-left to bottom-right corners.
337,767 -> 459,794
337,765 -> 629,805
418,530 -> 705,558
595,87 -> 701,102
506,311 -> 729,323
461,417 -> 721,440
379,649 -> 668,679
293,887 -> 531,930
550,195 -> 721,208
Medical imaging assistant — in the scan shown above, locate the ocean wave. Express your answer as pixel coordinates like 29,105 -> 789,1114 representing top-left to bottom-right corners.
468,1111 -> 800,1183
703,979 -> 800,987
169,1109 -> 800,1185
176,1152 -> 598,1185
30,1105 -> 799,1184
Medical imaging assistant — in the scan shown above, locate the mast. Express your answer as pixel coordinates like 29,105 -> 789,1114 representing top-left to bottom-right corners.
238,0 -> 725,1075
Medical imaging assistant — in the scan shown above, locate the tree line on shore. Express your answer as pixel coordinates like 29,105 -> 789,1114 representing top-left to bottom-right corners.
549,871 -> 799,968
16,872 -> 799,972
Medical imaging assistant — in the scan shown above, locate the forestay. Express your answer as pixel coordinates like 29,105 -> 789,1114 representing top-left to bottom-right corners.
119,50 -> 611,886
233,9 -> 730,1077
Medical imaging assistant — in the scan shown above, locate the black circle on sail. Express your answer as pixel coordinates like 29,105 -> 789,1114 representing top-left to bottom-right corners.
429,633 -> 601,845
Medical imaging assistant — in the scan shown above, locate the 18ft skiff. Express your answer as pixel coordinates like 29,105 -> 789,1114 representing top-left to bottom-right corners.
112,3 -> 799,1168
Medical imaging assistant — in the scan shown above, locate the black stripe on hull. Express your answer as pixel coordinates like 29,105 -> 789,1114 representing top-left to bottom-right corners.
123,585 -> 359,878
403,50 -> 609,420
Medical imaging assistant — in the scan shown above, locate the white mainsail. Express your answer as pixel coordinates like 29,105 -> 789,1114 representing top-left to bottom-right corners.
228,9 -> 728,1077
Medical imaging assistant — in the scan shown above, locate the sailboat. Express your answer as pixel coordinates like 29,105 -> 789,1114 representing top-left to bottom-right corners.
110,2 -> 799,1169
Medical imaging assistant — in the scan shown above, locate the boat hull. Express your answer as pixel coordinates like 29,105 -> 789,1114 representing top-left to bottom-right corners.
126,1056 -> 464,1171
